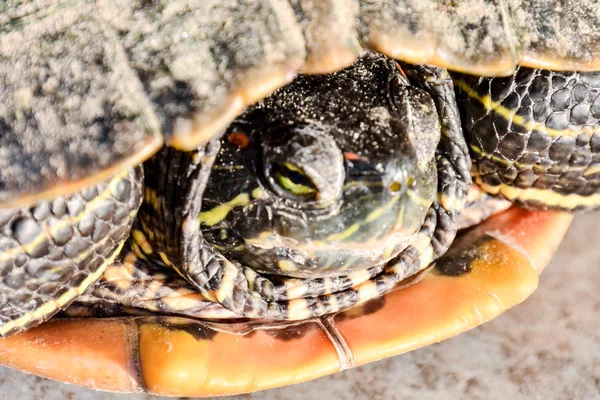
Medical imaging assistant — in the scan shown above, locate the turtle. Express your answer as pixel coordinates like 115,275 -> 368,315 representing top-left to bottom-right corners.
0,0 -> 595,396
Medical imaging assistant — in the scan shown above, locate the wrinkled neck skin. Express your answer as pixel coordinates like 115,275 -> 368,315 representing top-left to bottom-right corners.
198,54 -> 440,279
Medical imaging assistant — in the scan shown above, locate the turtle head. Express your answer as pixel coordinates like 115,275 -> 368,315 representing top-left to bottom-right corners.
199,55 -> 440,278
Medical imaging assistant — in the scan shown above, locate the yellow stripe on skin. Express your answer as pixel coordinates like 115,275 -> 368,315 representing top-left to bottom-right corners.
159,251 -> 191,284
251,187 -> 267,199
472,144 -> 582,174
103,264 -> 134,290
325,193 -> 402,243
392,202 -> 406,231
328,292 -> 339,311
455,79 -> 600,138
144,280 -> 165,302
132,230 -> 153,255
365,206 -> 386,224
99,249 -> 139,290
383,243 -> 398,259
287,298 -> 311,320
278,260 -> 298,272
122,252 -> 138,275
356,280 -> 379,302
365,194 -> 401,223
72,234 -> 114,264
248,191 -> 410,252
419,243 -> 435,270
59,240 -> 126,304
406,189 -> 432,208
437,193 -> 466,214
470,145 -> 526,169
198,193 -> 250,227
388,233 -> 431,275
161,289 -> 215,311
0,240 -> 126,336
131,243 -> 147,260
144,188 -> 159,210
285,279 -> 309,299
0,168 -> 130,262
138,300 -> 160,312
348,268 -> 374,287
414,234 -> 433,254
214,262 -> 238,304
472,144 -> 600,180
325,223 -> 360,242
243,268 -> 259,291
476,178 -> 600,209
340,256 -> 360,271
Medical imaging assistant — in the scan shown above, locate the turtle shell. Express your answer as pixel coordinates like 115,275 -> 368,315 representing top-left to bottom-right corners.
3,0 -> 600,207
0,208 -> 571,396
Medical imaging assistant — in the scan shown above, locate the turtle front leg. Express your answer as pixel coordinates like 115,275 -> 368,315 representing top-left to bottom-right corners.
0,167 -> 143,337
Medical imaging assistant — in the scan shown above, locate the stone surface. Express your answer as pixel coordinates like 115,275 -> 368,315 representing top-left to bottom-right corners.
0,215 -> 597,399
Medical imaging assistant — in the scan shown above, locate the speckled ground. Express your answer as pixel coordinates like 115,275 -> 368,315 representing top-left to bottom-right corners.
0,215 -> 598,400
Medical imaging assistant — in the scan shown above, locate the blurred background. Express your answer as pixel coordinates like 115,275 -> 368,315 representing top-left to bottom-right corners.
0,215 -> 597,400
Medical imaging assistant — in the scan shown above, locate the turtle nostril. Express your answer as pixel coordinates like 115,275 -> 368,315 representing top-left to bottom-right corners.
389,181 -> 402,193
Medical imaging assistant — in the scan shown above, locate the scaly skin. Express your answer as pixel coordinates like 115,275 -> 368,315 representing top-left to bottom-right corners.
455,68 -> 600,211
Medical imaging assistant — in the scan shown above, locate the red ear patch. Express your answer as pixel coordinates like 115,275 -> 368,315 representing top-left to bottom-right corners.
343,152 -> 365,161
228,132 -> 250,148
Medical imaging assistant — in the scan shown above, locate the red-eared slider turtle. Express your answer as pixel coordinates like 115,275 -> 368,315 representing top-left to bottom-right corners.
0,0 -> 594,396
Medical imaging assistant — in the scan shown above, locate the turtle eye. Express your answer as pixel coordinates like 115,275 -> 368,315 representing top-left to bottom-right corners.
270,162 -> 317,198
